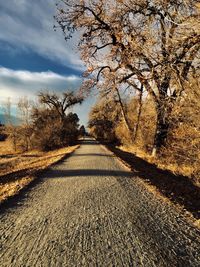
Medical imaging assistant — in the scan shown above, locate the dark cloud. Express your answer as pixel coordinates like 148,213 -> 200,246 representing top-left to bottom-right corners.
0,0 -> 83,71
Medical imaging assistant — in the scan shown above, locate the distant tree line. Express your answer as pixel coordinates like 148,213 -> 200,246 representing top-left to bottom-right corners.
2,91 -> 85,151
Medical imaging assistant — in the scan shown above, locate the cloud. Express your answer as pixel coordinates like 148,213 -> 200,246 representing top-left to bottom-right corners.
0,67 -> 95,126
0,0 -> 83,71
0,1 -> 93,126
0,67 -> 82,103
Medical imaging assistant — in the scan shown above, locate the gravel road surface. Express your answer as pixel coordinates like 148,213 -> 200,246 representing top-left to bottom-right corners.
0,139 -> 200,266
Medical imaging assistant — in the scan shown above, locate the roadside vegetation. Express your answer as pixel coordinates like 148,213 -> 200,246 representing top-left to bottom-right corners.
0,90 -> 85,202
56,0 -> 200,185
88,79 -> 200,186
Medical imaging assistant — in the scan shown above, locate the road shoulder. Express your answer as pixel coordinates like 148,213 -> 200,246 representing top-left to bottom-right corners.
103,144 -> 200,229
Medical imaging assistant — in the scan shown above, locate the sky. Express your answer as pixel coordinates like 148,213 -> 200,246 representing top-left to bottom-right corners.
0,0 -> 94,126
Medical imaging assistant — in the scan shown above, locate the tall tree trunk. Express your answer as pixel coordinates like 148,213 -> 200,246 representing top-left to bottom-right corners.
152,76 -> 171,156
152,103 -> 170,156
133,86 -> 143,142
115,87 -> 132,134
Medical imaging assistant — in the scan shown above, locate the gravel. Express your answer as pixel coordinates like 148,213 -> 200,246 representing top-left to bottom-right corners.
0,138 -> 199,266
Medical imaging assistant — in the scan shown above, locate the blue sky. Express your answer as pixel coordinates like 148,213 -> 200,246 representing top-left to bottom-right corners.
0,0 -> 93,126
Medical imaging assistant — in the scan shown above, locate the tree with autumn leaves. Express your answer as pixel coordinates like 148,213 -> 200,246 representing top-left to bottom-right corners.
56,0 -> 200,154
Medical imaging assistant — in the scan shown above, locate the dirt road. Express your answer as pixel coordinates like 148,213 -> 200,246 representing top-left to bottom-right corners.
0,139 -> 199,266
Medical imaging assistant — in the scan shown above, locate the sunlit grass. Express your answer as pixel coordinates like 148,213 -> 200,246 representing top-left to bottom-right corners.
118,144 -> 199,186
0,140 -> 79,202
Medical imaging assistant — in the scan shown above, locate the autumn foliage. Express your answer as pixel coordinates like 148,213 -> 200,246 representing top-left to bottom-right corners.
3,91 -> 83,152
56,0 -> 200,183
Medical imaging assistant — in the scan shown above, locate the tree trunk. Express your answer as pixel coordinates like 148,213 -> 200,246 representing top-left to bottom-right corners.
133,86 -> 143,142
115,87 -> 132,134
152,103 -> 170,156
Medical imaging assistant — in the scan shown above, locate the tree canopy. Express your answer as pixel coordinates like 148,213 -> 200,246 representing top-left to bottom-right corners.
56,0 -> 200,153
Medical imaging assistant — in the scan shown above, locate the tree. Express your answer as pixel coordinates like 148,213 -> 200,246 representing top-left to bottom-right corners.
31,107 -> 64,150
79,125 -> 86,136
18,97 -> 32,125
64,112 -> 80,144
162,77 -> 200,179
3,97 -> 12,125
2,98 -> 18,151
31,104 -> 80,150
38,91 -> 83,123
17,97 -> 33,151
56,0 -> 200,154
0,123 -> 6,141
88,97 -> 121,142
31,90 -> 83,150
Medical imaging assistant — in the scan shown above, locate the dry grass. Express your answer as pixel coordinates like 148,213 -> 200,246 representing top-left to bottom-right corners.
0,139 -> 17,156
0,139 -> 79,203
118,144 -> 200,187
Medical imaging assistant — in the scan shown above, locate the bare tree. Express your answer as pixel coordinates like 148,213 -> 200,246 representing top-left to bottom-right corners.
56,0 -> 200,154
38,91 -> 83,122
17,97 -> 33,151
3,97 -> 12,125
18,97 -> 32,125
31,91 -> 84,150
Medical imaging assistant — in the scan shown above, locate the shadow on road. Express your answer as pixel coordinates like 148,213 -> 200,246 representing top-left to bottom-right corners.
0,167 -> 132,214
79,139 -> 99,145
72,153 -> 114,157
0,174 -> 45,214
108,146 -> 200,219
45,169 -> 133,178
